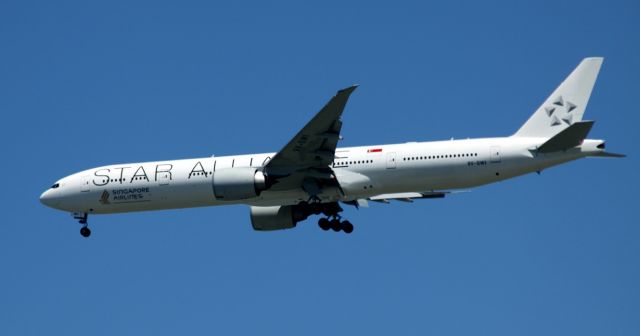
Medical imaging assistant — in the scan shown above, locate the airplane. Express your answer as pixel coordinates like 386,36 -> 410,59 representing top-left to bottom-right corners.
40,57 -> 624,237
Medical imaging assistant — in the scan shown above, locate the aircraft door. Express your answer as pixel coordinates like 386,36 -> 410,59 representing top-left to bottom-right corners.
386,152 -> 397,169
157,171 -> 171,186
154,163 -> 174,186
81,175 -> 90,192
490,146 -> 502,163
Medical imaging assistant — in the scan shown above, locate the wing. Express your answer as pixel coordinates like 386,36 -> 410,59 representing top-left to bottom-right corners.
265,85 -> 357,174
365,190 -> 471,204
264,85 -> 358,193
367,191 -> 448,203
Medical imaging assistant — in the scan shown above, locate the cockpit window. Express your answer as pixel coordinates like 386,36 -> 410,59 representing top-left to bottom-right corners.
51,183 -> 60,189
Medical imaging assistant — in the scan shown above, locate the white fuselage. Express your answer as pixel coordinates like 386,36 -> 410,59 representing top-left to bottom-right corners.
40,136 -> 605,215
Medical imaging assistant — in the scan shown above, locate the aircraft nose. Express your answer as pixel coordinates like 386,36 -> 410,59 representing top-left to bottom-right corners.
40,189 -> 59,208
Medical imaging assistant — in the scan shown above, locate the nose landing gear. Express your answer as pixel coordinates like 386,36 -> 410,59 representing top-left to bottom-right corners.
73,212 -> 91,238
80,226 -> 91,237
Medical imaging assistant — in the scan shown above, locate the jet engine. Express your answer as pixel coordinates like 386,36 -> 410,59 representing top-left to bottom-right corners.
250,205 -> 298,231
249,202 -> 343,231
213,168 -> 267,201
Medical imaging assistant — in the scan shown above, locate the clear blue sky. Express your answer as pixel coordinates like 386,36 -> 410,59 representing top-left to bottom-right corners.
1,1 -> 638,335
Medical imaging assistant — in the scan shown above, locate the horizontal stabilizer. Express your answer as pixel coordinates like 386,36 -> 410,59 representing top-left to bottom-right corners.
591,151 -> 626,158
538,121 -> 594,153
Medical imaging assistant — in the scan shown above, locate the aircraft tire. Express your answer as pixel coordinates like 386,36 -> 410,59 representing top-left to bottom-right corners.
80,227 -> 91,238
330,219 -> 342,232
318,218 -> 330,231
341,221 -> 354,234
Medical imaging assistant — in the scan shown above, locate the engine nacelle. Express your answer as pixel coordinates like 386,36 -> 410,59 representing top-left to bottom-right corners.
249,203 -> 339,231
213,168 -> 267,201
250,205 -> 297,231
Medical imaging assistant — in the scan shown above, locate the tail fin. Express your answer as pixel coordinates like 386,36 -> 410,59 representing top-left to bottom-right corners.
513,57 -> 603,138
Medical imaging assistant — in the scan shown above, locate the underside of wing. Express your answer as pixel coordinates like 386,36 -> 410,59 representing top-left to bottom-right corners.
264,85 -> 358,195
367,191 -> 460,203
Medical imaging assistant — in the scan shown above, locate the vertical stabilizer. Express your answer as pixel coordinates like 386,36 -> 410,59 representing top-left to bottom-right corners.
513,57 -> 603,138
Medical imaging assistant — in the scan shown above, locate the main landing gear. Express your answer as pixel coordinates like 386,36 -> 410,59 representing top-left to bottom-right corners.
292,201 -> 355,234
73,212 -> 91,238
318,216 -> 354,234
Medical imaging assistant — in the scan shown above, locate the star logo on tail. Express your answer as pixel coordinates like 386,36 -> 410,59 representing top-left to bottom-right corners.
546,95 -> 577,127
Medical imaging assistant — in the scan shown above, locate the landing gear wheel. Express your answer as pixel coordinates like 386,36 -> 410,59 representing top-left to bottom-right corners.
80,227 -> 91,238
341,220 -> 354,234
330,219 -> 342,232
318,218 -> 330,231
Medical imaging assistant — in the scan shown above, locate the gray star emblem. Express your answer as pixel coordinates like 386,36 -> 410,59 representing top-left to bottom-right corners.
547,95 -> 576,126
